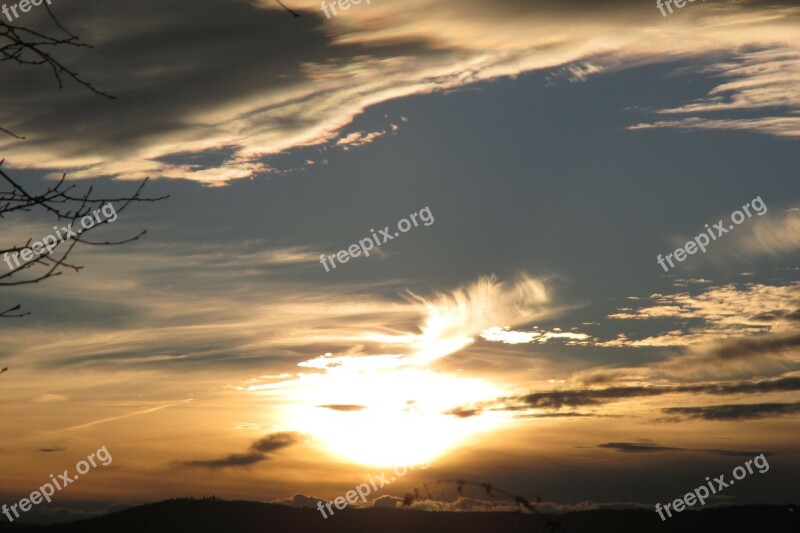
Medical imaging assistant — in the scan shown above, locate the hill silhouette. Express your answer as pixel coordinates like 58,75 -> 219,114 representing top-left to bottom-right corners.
2,499 -> 797,532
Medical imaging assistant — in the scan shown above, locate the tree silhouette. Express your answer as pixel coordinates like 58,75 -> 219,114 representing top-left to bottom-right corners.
0,7 -> 165,317
403,479 -> 565,532
1,4 -> 113,138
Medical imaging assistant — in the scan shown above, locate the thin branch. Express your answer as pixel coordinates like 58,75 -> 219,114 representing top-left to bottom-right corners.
0,164 -> 166,314
0,304 -> 28,318
404,479 -> 565,532
1,9 -> 114,137
0,125 -> 24,139
275,0 -> 301,17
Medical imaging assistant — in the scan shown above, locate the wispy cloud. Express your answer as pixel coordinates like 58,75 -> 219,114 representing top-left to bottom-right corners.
632,49 -> 800,138
602,282 -> 800,348
448,375 -> 800,417
662,401 -> 800,421
59,401 -> 190,432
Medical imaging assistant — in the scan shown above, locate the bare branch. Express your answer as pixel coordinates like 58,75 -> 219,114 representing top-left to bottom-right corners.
1,9 -> 113,137
0,163 -> 167,315
403,479 -> 565,532
0,304 -> 29,318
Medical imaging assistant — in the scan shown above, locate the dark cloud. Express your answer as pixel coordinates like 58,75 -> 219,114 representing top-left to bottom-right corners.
180,432 -> 300,468
318,404 -> 367,412
0,0 -> 441,183
597,442 -> 775,457
702,448 -> 777,458
182,452 -> 265,469
444,407 -> 480,418
37,446 -> 67,453
521,386 -> 662,409
447,376 -> 800,417
597,442 -> 680,453
704,332 -> 800,361
750,309 -> 800,322
519,376 -> 800,410
692,376 -> 800,395
662,402 -> 800,421
517,412 -> 599,418
445,407 -> 602,419
249,432 -> 299,453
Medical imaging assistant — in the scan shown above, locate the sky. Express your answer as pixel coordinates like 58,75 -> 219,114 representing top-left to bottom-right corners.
1,0 -> 799,524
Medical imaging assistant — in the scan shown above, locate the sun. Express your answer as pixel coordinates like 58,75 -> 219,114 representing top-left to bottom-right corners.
283,367 -> 506,467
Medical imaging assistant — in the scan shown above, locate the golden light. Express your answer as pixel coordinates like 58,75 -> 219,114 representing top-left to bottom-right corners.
281,367 -> 506,467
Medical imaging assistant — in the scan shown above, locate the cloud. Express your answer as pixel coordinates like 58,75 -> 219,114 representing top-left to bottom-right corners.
317,404 -> 367,411
268,273 -> 557,379
597,442 -> 680,453
360,494 -> 654,514
521,386 -> 665,409
597,442 -> 774,457
443,407 -> 480,418
479,326 -> 592,345
518,412 -> 598,418
694,332 -> 800,361
249,432 -> 299,453
37,447 -> 67,453
630,117 -> 800,138
404,274 -> 555,364
657,332 -> 800,378
242,275 -> 552,465
335,129 -> 387,148
603,283 -> 800,348
371,495 -> 404,508
632,50 -> 800,138
181,452 -> 266,468
591,283 -> 800,380
59,402 -> 189,432
2,0 -> 799,183
736,208 -> 800,257
34,394 -> 68,403
180,431 -> 300,468
270,494 -> 325,508
455,375 -> 800,415
402,496 -> 519,513
662,401 -> 800,421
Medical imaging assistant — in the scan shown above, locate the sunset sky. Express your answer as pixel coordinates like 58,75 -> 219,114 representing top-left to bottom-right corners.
1,0 -> 799,524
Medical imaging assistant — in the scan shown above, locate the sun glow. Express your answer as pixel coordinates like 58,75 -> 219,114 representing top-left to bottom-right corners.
282,368 -> 506,466
248,275 -> 551,466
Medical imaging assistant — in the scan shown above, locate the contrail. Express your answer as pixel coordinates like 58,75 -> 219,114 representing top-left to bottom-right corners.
59,400 -> 192,432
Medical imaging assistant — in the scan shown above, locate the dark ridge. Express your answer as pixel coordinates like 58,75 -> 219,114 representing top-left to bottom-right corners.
2,499 -> 798,533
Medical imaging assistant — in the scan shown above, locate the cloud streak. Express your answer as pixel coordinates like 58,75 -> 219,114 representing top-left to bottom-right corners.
662,401 -> 800,421
180,432 -> 300,468
597,442 -> 775,457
